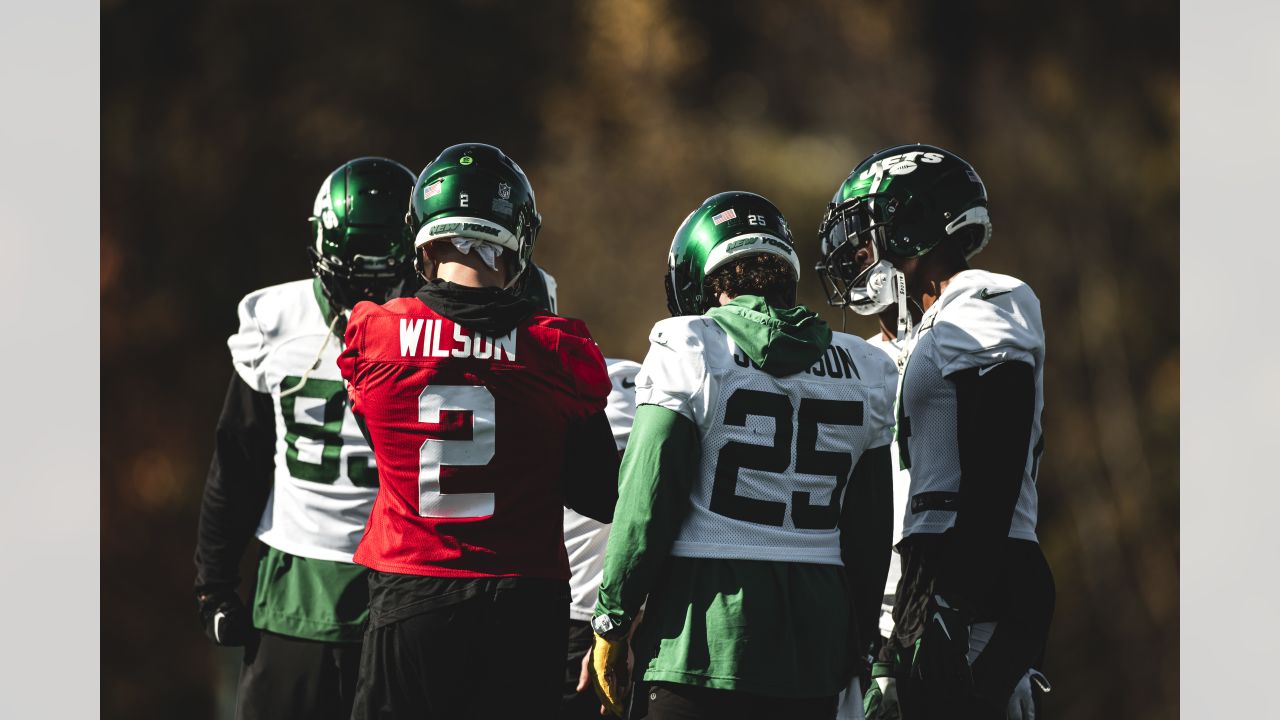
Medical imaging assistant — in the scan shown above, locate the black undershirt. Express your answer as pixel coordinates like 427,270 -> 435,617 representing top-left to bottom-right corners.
193,373 -> 276,594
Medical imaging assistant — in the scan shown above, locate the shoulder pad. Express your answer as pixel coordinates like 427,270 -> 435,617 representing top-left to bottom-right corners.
606,357 -> 642,385
831,332 -> 899,385
648,316 -> 713,352
930,273 -> 1044,375
829,332 -> 899,446
635,318 -> 711,421
376,297 -> 426,316
552,319 -> 610,409
531,313 -> 594,341
603,358 -> 641,449
227,280 -> 312,393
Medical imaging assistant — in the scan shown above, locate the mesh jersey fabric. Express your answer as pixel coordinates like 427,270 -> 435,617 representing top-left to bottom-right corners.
864,331 -> 911,639
636,315 -> 898,565
897,269 -> 1046,541
226,278 -> 378,562
339,296 -> 610,579
565,358 -> 639,621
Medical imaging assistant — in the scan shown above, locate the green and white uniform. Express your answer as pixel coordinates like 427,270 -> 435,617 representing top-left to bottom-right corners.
228,278 -> 375,641
596,296 -> 897,698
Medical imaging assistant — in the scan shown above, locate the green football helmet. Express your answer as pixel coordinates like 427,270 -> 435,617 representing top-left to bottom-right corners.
407,143 -> 540,287
308,157 -> 417,311
815,144 -> 991,315
665,191 -> 801,316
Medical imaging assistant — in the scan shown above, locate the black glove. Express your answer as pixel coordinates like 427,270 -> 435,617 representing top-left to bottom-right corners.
197,588 -> 253,647
908,594 -> 973,697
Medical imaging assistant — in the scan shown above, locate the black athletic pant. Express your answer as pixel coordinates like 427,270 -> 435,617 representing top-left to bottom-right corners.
638,682 -> 837,720
561,620 -> 598,719
234,630 -> 361,720
882,536 -> 1055,719
352,572 -> 569,720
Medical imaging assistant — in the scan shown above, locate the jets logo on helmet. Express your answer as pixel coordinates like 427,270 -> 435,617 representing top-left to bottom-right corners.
815,144 -> 992,317
814,143 -> 992,346
308,157 -> 417,313
407,143 -> 541,288
664,191 -> 801,316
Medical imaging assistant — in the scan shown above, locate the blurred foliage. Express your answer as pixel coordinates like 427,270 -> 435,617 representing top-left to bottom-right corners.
102,1 -> 1177,718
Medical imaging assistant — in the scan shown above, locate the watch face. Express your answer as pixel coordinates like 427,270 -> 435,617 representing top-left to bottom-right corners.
592,615 -> 616,635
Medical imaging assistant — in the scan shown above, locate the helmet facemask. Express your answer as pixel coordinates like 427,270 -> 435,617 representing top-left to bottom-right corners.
817,195 -> 903,314
816,195 -> 914,341
309,229 -> 415,312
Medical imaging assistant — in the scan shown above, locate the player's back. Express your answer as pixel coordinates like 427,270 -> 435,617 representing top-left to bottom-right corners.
641,315 -> 898,565
338,296 -> 610,580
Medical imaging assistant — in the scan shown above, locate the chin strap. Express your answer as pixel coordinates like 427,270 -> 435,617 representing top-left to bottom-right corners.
279,312 -> 343,398
893,270 -> 913,371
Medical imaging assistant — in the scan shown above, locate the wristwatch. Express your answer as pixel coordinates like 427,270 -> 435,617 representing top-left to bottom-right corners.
591,613 -> 628,641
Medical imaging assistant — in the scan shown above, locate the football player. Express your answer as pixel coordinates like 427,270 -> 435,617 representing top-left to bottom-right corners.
814,144 -> 1055,719
192,157 -> 417,720
834,311 -> 912,720
338,143 -> 621,719
590,192 -> 897,719
854,315 -> 1046,720
513,264 -> 647,720
563,357 -> 640,719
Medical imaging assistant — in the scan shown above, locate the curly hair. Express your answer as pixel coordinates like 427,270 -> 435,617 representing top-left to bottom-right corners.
705,253 -> 796,308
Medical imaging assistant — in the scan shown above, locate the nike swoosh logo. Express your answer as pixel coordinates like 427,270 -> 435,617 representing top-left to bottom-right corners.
214,611 -> 226,644
978,362 -> 1006,376
621,378 -> 636,389
932,612 -> 952,641
978,288 -> 1012,301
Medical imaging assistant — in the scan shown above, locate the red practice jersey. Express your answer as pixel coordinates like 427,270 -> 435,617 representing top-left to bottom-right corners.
338,297 -> 611,579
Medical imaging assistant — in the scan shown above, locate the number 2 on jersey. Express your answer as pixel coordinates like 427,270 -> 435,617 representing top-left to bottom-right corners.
417,385 -> 496,518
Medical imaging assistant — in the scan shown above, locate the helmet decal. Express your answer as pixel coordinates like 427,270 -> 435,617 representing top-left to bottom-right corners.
665,191 -> 800,316
407,143 -> 541,288
815,144 -> 992,314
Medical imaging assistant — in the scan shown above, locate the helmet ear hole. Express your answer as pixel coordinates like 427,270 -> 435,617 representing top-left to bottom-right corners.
952,225 -> 982,257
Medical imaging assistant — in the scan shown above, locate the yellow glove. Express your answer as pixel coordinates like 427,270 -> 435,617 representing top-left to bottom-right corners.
589,632 -> 630,718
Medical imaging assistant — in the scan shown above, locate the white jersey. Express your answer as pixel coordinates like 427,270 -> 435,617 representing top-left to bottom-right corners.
228,279 -> 377,562
565,358 -> 639,621
897,269 -> 1045,542
637,316 -> 897,565
864,331 -> 911,639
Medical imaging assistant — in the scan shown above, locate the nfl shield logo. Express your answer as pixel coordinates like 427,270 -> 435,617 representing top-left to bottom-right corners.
498,182 -> 512,200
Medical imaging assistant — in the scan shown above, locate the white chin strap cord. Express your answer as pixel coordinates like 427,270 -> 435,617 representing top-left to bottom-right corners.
279,312 -> 343,398
893,270 -> 912,342
893,270 -> 913,372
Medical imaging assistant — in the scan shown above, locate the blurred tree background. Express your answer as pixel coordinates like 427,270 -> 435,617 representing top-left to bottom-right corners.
101,0 -> 1177,717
